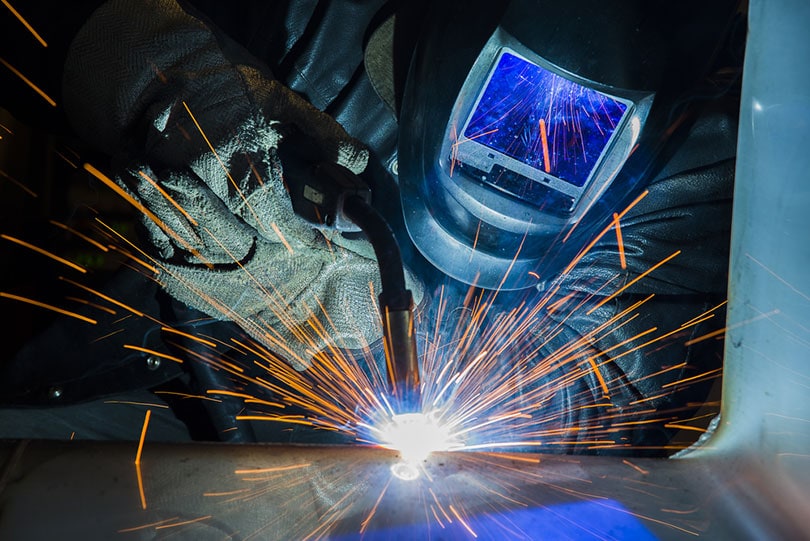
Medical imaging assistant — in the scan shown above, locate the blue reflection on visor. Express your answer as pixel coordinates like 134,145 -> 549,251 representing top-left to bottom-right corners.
463,51 -> 628,188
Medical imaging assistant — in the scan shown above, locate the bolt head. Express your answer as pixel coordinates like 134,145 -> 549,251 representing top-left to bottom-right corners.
146,356 -> 162,370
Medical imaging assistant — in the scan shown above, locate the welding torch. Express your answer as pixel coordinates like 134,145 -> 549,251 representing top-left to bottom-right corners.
279,142 -> 421,410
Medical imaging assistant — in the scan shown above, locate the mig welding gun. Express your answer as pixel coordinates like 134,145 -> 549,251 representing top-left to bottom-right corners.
279,138 -> 422,411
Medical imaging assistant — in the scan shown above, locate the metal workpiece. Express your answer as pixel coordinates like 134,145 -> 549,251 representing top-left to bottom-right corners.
1,439 -> 806,540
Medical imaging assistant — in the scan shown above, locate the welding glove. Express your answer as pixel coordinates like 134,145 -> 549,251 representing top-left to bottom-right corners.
62,0 -> 422,369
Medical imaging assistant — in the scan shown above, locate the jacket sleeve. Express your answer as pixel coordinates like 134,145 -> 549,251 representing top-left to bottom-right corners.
58,0 -> 426,370
521,104 -> 737,456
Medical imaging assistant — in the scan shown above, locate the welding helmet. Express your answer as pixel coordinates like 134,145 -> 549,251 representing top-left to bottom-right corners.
396,0 -> 741,290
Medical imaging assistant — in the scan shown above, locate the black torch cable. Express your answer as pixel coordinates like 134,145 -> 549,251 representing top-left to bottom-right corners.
342,195 -> 421,409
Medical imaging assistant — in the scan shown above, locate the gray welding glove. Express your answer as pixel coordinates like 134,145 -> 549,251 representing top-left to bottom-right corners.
62,0 -> 422,369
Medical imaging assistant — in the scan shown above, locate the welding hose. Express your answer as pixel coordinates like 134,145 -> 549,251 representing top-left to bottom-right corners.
342,196 -> 421,410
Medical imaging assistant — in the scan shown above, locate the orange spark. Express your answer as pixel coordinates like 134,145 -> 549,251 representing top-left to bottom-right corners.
155,391 -> 222,402
448,504 -> 478,538
160,326 -> 218,348
121,345 -> 185,364
663,423 -> 707,433
154,516 -> 213,530
359,477 -> 392,534
269,222 -> 294,254
135,463 -> 147,510
134,409 -> 151,465
118,517 -> 182,533
587,357 -> 611,399
105,400 -> 169,409
622,459 -> 650,475
0,56 -> 55,106
234,463 -> 312,475
661,367 -> 723,390
539,118 -> 551,173
49,220 -> 110,252
203,488 -> 252,497
181,101 -> 270,235
2,0 -> 47,46
680,300 -> 726,328
59,276 -> 147,317
83,163 -> 213,267
0,291 -> 97,324
587,250 -> 680,315
612,212 -> 627,269
137,170 -> 199,226
563,189 -> 648,257
1,233 -> 87,273
470,220 -> 482,259
0,168 -> 37,196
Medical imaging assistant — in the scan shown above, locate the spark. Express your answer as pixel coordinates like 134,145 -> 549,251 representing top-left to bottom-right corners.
563,188 -> 647,254
0,56 -> 55,106
0,168 -> 37,196
134,409 -> 151,465
181,101 -> 270,237
539,118 -> 551,173
613,212 -> 627,269
49,220 -> 110,252
121,345 -> 185,364
134,409 -> 151,510
105,400 -> 169,409
587,250 -> 681,315
2,233 -> 88,273
118,517 -> 182,533
0,291 -> 97,324
160,326 -> 218,348
746,252 -> 810,301
154,516 -> 213,530
663,423 -> 707,433
135,463 -> 147,510
156,391 -> 223,402
684,308 -> 779,346
83,163 -> 213,267
470,219 -> 482,258
2,0 -> 48,47
449,504 -> 479,538
359,476 -> 392,533
137,169 -> 198,226
234,464 -> 311,475
622,459 -> 649,475
59,276 -> 147,317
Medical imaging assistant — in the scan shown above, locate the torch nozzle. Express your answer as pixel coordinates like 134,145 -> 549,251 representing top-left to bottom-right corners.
382,297 -> 422,411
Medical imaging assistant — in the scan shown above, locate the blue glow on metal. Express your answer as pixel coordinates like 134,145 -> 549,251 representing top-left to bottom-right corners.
330,498 -> 658,540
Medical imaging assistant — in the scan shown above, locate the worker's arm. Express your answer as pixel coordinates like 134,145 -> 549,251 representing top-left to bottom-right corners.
60,0 -> 421,369
523,105 -> 736,455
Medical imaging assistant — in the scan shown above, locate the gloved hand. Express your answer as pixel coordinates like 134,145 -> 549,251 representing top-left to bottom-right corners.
62,0 -> 421,369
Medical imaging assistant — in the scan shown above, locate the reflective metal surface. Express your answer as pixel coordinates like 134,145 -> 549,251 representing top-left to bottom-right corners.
1,440 -> 807,540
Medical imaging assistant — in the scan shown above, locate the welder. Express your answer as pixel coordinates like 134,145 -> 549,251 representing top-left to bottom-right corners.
0,0 -> 744,453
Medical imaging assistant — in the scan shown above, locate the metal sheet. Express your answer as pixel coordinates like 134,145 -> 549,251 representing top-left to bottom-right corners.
2,440 -> 805,540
